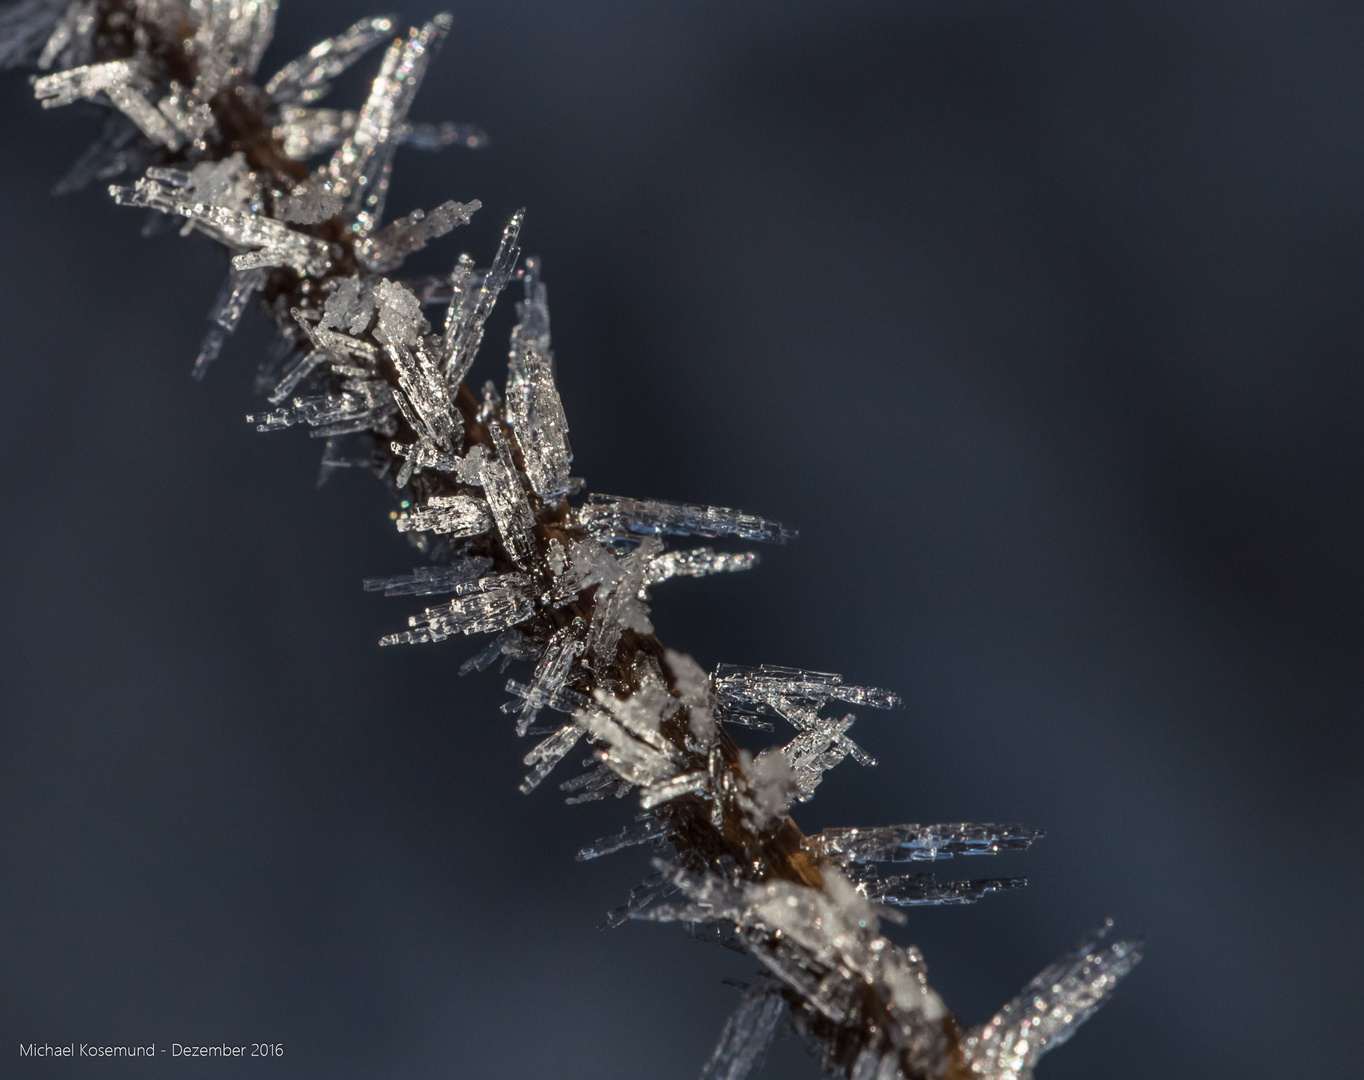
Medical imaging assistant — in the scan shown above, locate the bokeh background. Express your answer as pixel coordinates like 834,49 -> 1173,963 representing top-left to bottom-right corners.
2,2 -> 1361,1077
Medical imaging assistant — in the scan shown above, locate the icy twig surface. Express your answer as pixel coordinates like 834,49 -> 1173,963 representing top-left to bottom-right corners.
7,4 -> 1140,1077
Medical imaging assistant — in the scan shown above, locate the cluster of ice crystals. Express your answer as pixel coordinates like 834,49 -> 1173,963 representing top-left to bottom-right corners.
7,4 -> 1141,1076
713,664 -> 900,798
379,571 -> 536,646
395,494 -> 492,538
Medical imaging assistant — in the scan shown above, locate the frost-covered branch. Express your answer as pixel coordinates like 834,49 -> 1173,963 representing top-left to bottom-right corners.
2,4 -> 1140,1077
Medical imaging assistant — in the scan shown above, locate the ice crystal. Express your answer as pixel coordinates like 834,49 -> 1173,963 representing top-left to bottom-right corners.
7,4 -> 1140,1077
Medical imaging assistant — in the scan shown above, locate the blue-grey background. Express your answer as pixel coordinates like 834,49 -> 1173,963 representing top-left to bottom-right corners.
1,2 -> 1360,1077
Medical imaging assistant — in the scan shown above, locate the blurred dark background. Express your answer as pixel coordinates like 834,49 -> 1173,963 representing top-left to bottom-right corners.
2,1 -> 1361,1077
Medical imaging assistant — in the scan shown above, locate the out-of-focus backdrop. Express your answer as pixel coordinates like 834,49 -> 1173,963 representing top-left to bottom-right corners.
1,2 -> 1360,1077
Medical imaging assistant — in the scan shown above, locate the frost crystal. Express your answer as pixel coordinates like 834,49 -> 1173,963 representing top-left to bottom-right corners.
395,494 -> 493,538
579,494 -> 797,548
700,975 -> 788,1080
958,921 -> 1143,1080
8,5 -> 1139,1076
363,558 -> 495,596
380,572 -> 536,645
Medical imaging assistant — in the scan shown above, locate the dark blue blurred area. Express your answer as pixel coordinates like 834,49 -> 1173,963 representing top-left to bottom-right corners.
1,2 -> 1360,1077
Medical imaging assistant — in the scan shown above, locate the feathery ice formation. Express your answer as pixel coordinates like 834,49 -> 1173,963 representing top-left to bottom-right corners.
2,4 -> 1141,1078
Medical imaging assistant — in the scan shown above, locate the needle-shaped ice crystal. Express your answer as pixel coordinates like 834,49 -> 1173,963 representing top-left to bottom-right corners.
503,257 -> 572,501
644,548 -> 757,590
511,619 -> 586,736
356,198 -> 479,274
578,671 -> 687,790
855,872 -> 1027,908
380,572 -> 536,645
34,59 -> 184,147
363,558 -> 495,596
958,921 -> 1142,1080
263,13 -> 398,105
394,494 -> 493,538
805,823 -> 1044,865
518,719 -> 587,794
714,664 -> 902,713
36,1 -> 96,72
275,106 -> 487,160
1,0 -> 64,70
579,494 -> 797,548
195,264 -> 268,379
443,209 -> 523,387
374,278 -> 463,453
700,975 -> 788,1080
324,14 -> 448,234
480,419 -> 541,570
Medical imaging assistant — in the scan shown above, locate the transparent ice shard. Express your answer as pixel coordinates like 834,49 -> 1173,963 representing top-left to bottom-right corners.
518,719 -> 587,794
576,815 -> 669,861
400,119 -> 488,150
263,14 -> 398,105
51,112 -> 150,195
193,264 -> 267,379
363,558 -> 495,596
183,0 -> 278,110
275,106 -> 352,160
356,198 -> 479,274
480,419 -> 541,570
110,175 -> 332,277
699,974 -> 787,1080
36,0 -> 95,71
805,823 -> 1044,865
324,14 -> 449,234
639,768 -> 708,810
512,619 -> 586,736
855,872 -> 1027,908
560,761 -> 633,804
507,341 -> 572,502
394,495 -> 493,538
0,0 -> 63,70
374,279 -> 462,453
643,548 -> 756,590
959,921 -> 1142,1080
585,538 -> 657,676
35,59 -> 184,148
275,106 -> 487,161
317,435 -> 377,485
578,494 -> 797,548
713,664 -> 902,713
443,210 -> 522,387
459,626 -> 536,675
247,377 -> 398,438
503,256 -> 572,501
379,571 -> 536,645
389,439 -> 461,480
